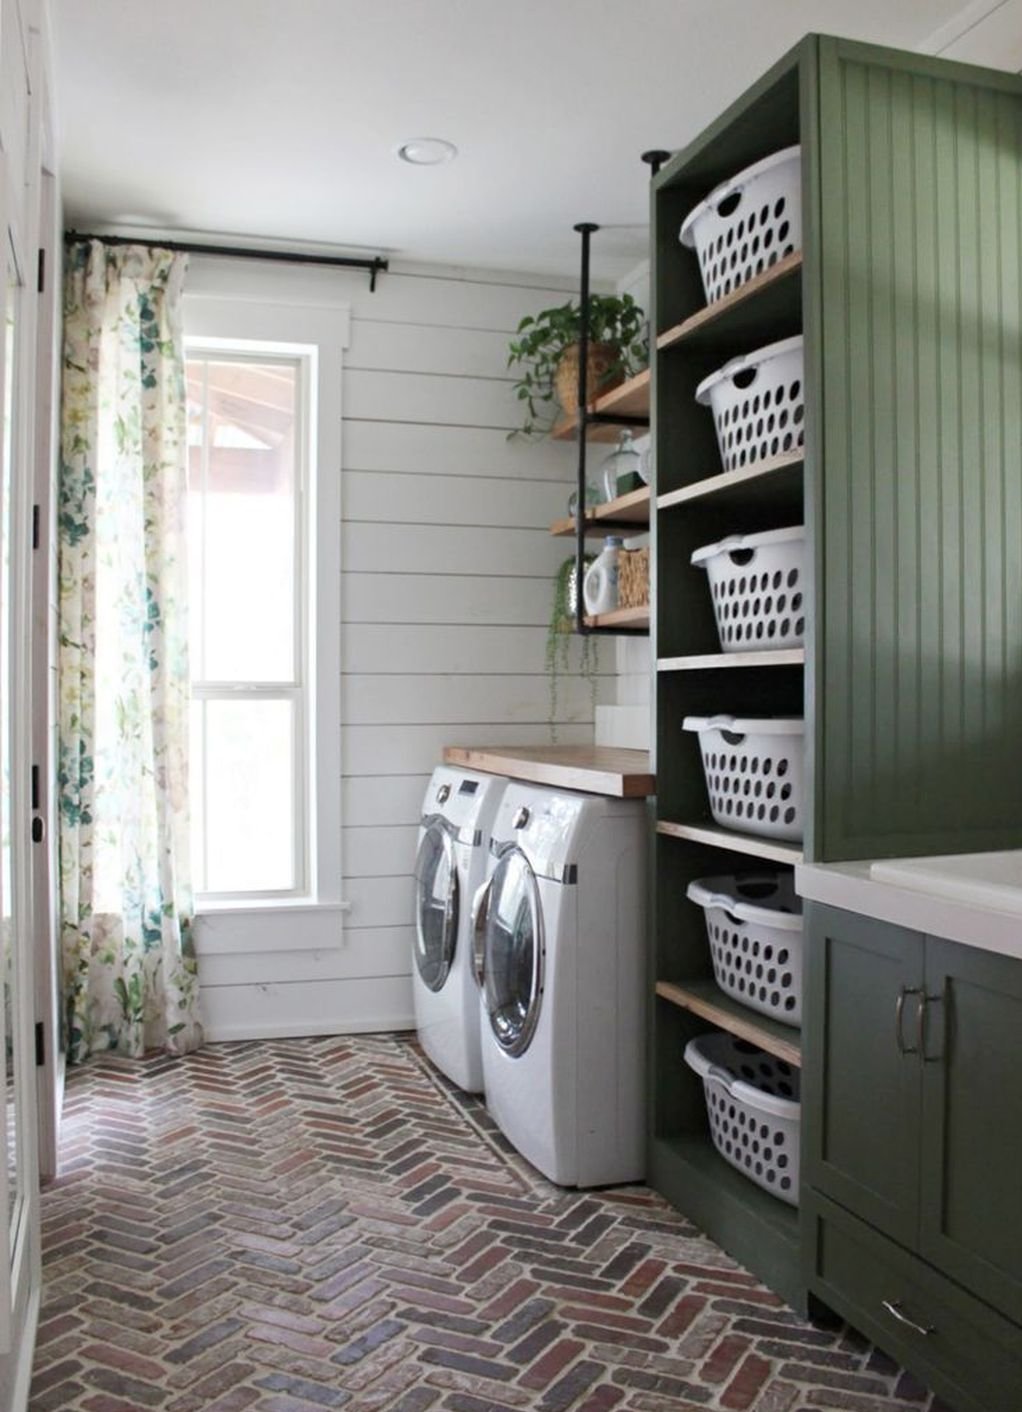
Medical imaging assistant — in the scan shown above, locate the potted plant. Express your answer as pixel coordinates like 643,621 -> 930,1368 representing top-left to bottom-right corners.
508,293 -> 647,437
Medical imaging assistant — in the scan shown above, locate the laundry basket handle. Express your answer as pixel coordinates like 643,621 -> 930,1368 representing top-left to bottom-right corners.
730,365 -> 758,390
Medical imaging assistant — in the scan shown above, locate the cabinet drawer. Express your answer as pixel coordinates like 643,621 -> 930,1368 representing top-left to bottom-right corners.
805,1190 -> 1022,1412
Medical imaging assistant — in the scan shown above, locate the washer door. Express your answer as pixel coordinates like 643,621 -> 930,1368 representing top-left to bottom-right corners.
414,820 -> 459,992
483,847 -> 544,1058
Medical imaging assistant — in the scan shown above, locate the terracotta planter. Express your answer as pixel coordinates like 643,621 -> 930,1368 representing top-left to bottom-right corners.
554,341 -> 623,414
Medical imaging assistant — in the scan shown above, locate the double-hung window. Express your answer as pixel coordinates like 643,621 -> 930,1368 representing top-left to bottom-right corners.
186,350 -> 307,897
183,286 -> 346,921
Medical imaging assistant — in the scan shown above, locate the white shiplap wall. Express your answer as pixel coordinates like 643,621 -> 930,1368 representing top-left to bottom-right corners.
185,255 -> 614,1039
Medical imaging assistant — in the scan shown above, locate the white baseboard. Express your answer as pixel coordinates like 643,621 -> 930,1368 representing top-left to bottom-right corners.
200,974 -> 415,1043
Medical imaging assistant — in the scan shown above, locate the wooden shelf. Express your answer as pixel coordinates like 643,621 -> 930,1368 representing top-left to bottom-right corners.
442,744 -> 654,798
586,604 -> 649,632
551,367 -> 650,442
657,820 -> 803,866
658,452 -> 804,514
657,251 -> 802,355
656,979 -> 801,1066
658,647 -> 804,671
549,485 -> 650,538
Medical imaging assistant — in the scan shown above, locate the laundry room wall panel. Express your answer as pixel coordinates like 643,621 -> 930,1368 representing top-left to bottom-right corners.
342,522 -> 568,578
342,774 -> 431,827
345,875 -> 417,930
343,470 -> 569,531
199,929 -> 412,987
343,827 -> 419,879
343,420 -> 571,481
183,253 -> 614,1041
342,573 -> 553,627
343,674 -> 605,727
199,976 -> 414,1042
347,320 -> 512,379
343,722 -> 595,779
344,368 -> 520,429
343,624 -> 614,677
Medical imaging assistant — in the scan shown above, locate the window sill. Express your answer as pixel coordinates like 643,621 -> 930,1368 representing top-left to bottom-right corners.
196,898 -> 350,917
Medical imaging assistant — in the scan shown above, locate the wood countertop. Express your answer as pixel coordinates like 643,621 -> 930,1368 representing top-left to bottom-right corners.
442,744 -> 655,798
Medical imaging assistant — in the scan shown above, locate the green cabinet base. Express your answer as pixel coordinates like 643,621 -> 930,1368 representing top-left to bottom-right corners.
648,1131 -> 804,1314
804,1189 -> 1022,1412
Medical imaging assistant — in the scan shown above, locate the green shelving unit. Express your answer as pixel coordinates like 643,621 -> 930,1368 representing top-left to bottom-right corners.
648,33 -> 1022,1316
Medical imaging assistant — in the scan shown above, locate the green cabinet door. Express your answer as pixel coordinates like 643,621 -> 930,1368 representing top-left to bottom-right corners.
920,937 -> 1022,1327
803,903 -> 924,1246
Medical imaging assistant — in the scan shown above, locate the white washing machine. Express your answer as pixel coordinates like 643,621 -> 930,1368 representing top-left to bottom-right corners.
473,782 -> 647,1187
412,765 -> 506,1093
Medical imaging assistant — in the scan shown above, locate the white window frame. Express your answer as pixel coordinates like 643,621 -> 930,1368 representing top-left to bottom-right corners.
183,287 -> 348,948
187,345 -> 311,902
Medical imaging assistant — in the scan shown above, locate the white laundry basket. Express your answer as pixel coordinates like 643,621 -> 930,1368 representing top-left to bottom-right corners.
696,336 -> 804,474
686,872 -> 803,1025
692,526 -> 805,652
684,1032 -> 800,1205
683,716 -> 804,842
679,146 -> 802,306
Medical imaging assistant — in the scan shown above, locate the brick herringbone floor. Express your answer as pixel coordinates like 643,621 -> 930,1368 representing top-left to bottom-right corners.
30,1035 -> 947,1412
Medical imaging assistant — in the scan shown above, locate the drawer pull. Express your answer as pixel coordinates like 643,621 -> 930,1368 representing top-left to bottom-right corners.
895,986 -> 921,1055
882,1299 -> 934,1337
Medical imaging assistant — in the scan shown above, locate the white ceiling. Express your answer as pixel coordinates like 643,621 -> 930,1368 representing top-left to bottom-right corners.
52,0 -> 999,279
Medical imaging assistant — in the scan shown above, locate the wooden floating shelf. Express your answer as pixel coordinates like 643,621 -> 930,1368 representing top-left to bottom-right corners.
657,820 -> 803,866
549,485 -> 650,538
658,452 -> 804,512
585,604 -> 650,632
658,647 -> 804,671
551,367 -> 650,442
657,251 -> 803,354
656,979 -> 801,1067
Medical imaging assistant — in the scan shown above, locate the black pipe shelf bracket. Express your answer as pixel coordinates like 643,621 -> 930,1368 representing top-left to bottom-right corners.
570,149 -> 665,636
63,231 -> 390,291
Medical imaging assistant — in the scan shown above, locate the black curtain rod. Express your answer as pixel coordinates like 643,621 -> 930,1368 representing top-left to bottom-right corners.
64,230 -> 389,292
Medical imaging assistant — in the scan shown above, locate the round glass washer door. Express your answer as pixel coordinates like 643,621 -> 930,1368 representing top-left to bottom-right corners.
414,820 -> 459,992
483,846 -> 544,1058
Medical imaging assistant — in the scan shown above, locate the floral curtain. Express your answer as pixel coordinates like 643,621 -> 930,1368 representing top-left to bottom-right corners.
58,240 -> 201,1063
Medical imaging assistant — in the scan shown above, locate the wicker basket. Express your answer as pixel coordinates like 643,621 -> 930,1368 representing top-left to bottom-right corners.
618,546 -> 650,609
554,342 -> 622,414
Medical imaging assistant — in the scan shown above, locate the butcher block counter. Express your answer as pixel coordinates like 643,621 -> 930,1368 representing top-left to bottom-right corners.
442,744 -> 655,799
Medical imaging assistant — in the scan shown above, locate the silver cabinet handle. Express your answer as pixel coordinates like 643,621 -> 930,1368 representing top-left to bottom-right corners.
882,1299 -> 934,1337
470,877 -> 493,987
895,986 -> 921,1055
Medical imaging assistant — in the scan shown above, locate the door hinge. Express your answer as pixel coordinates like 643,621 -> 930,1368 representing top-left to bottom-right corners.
30,764 -> 39,812
32,503 -> 39,550
30,816 -> 43,843
37,248 -> 44,294
34,1022 -> 44,1067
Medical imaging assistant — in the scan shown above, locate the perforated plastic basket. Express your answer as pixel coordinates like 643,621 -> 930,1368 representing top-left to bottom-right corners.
696,336 -> 804,475
686,872 -> 803,1026
679,145 -> 802,306
684,1032 -> 800,1205
692,526 -> 805,652
683,715 -> 804,842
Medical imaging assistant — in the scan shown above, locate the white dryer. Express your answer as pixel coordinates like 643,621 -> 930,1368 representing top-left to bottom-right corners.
413,765 -> 506,1093
473,782 -> 646,1187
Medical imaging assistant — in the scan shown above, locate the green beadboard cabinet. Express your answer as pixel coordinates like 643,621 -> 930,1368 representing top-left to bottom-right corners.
648,34 -> 1022,1321
802,901 -> 1022,1410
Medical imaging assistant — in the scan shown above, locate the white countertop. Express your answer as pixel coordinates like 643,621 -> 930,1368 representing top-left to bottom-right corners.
796,852 -> 1022,961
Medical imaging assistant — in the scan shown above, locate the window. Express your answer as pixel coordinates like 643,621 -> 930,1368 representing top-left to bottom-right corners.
186,351 -> 307,897
182,286 -> 347,922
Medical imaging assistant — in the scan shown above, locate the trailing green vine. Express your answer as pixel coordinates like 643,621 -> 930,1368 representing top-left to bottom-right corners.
547,555 -> 600,741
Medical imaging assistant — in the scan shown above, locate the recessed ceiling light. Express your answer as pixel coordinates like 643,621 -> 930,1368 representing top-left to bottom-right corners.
397,137 -> 458,166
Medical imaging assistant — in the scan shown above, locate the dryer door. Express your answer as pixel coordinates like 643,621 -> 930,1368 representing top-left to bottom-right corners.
414,820 -> 459,992
483,846 -> 544,1058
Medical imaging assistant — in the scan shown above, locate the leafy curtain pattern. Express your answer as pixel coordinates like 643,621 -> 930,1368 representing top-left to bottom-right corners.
58,240 -> 201,1063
